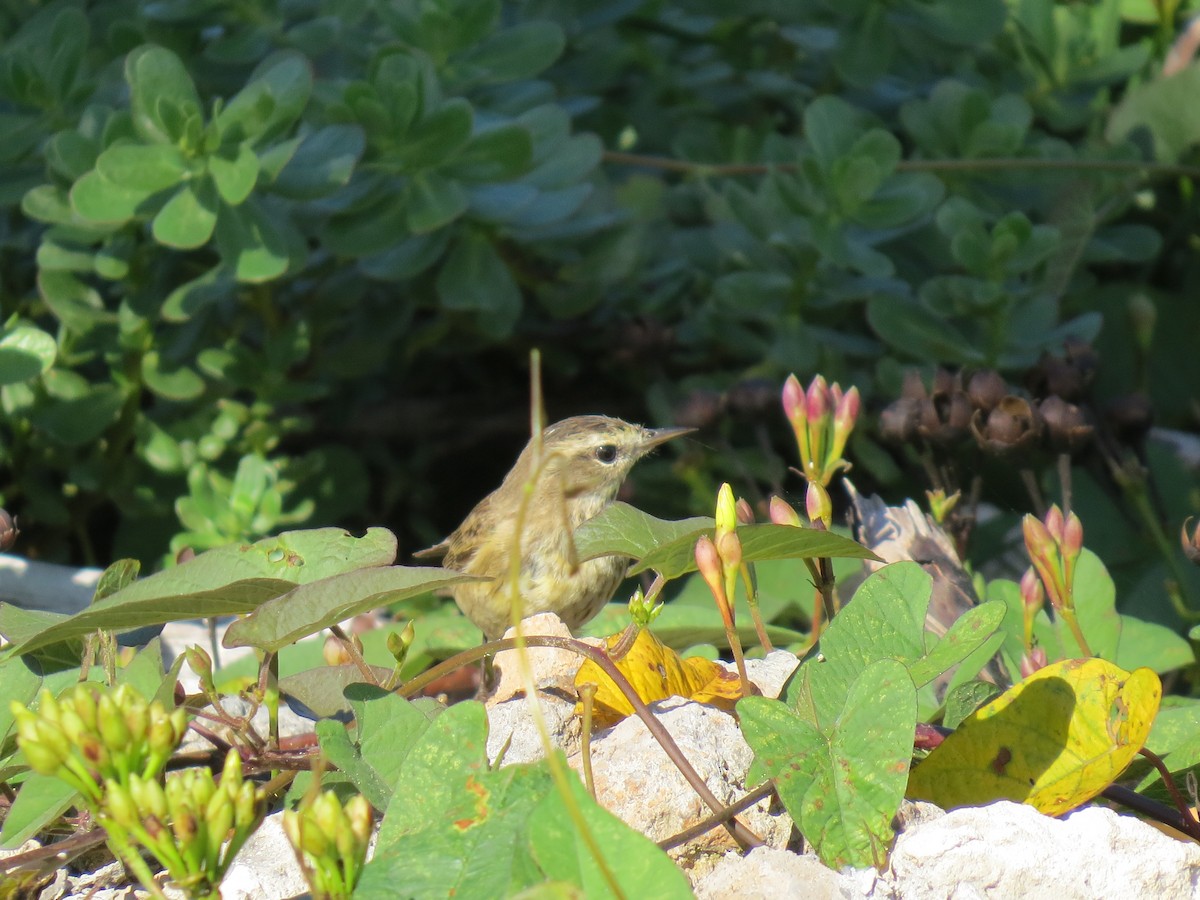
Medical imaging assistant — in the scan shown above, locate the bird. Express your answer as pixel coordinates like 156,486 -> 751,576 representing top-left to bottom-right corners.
416,415 -> 693,640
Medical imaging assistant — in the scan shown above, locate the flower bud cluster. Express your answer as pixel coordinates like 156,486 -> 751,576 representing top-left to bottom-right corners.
1022,504 -> 1084,616
11,683 -> 189,807
782,374 -> 860,486
283,790 -> 374,900
101,751 -> 263,897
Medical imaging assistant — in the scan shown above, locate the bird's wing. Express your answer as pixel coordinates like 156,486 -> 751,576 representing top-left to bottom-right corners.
412,540 -> 450,560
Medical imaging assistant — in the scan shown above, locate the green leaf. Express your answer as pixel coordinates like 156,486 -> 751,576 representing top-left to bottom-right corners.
574,502 -> 715,565
631,523 -> 880,579
866,296 -> 987,366
0,326 -> 56,385
459,22 -> 566,83
397,99 -> 474,170
528,769 -> 693,899
152,180 -> 219,249
208,142 -> 260,205
270,125 -> 364,199
783,562 -> 1004,723
214,198 -> 292,283
125,44 -> 202,144
7,528 -> 397,657
141,350 -> 206,400
740,658 -> 916,869
217,51 -> 313,145
805,96 -> 867,171
30,384 -> 124,446
1107,66 -> 1200,162
223,566 -> 484,652
95,143 -> 188,192
161,265 -> 234,323
407,172 -> 469,233
436,229 -> 522,338
70,170 -> 155,223
448,124 -> 533,182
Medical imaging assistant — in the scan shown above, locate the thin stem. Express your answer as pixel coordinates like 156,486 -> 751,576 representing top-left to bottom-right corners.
1121,471 -> 1200,618
1058,607 -> 1094,658
328,624 -> 382,686
400,635 -> 764,850
1138,746 -> 1200,838
657,780 -> 777,850
1102,783 -> 1200,842
1057,453 -> 1074,518
1020,468 -> 1046,518
579,683 -> 598,799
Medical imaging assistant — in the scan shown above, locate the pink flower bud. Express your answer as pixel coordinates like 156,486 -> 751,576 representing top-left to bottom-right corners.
1019,647 -> 1048,678
735,498 -> 755,526
769,496 -> 802,528
1020,567 -> 1044,613
1043,505 -> 1064,543
696,535 -> 733,627
1063,511 -> 1083,557
782,375 -> 805,424
806,482 -> 832,528
806,375 -> 830,422
717,530 -> 743,569
835,386 -> 861,431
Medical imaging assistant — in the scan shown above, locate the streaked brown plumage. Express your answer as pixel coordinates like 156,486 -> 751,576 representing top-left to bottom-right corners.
417,415 -> 692,640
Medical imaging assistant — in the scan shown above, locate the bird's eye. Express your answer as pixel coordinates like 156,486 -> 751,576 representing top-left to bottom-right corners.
595,444 -> 619,464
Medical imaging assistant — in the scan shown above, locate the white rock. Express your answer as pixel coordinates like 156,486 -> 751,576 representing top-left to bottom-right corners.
694,847 -> 854,899
739,650 -> 801,699
878,801 -> 1200,900
569,697 -> 793,861
220,811 -> 309,900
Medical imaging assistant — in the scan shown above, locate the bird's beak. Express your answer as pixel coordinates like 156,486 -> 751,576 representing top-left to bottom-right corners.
642,425 -> 696,450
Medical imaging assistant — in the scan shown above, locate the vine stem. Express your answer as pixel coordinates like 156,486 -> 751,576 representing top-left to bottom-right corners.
399,634 -> 764,850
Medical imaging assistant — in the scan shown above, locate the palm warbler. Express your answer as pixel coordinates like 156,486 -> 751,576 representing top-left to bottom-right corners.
417,415 -> 692,640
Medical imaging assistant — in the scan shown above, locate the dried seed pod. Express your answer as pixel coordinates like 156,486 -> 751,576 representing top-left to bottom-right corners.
971,395 -> 1043,457
966,369 -> 1007,412
1038,396 -> 1093,454
1105,392 -> 1154,446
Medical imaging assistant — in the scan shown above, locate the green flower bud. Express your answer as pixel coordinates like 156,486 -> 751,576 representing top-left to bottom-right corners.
97,693 -> 132,752
102,780 -> 140,829
35,689 -> 62,724
69,685 -> 99,732
345,794 -> 373,845
21,734 -> 65,775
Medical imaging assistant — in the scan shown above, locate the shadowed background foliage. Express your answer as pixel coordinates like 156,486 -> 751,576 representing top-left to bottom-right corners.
0,0 -> 1197,623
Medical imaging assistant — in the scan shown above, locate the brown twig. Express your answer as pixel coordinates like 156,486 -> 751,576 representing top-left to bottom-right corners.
1135,746 -> 1200,840
657,781 -> 777,850
328,623 -> 382,686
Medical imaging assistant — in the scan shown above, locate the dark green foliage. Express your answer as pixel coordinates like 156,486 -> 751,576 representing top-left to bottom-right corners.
0,0 -> 1197,578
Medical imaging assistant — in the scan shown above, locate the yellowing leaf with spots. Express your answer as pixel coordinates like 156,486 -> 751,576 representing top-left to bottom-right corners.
574,627 -> 747,728
908,657 -> 1161,816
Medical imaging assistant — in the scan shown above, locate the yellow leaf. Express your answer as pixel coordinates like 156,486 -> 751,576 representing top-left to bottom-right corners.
574,628 -> 749,728
908,657 -> 1161,816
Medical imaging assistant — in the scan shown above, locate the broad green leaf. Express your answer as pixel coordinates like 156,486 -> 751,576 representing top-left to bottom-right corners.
351,684 -> 446,807
631,523 -> 880,579
7,528 -> 397,656
207,143 -> 259,205
866,296 -> 986,365
0,326 -> 56,385
315,718 -> 393,811
740,659 -> 916,869
1108,65 -> 1200,161
0,772 -> 79,849
573,502 -> 714,563
223,566 -> 483,652
39,267 -> 113,333
280,663 -> 396,719
528,769 -> 693,899
908,658 -> 1161,816
125,44 -> 202,144
784,562 -> 1004,723
152,181 -> 219,249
